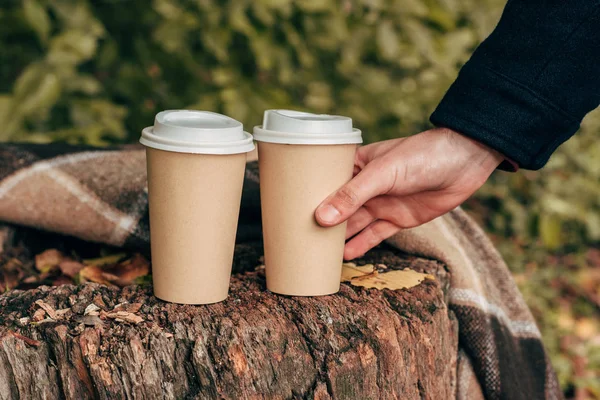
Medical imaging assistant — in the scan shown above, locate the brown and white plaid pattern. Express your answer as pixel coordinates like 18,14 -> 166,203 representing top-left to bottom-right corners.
389,211 -> 562,399
0,143 -> 561,399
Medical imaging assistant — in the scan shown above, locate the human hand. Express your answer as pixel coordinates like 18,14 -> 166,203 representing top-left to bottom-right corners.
315,128 -> 504,260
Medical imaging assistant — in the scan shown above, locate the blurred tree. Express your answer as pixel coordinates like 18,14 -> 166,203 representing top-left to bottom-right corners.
0,0 -> 507,145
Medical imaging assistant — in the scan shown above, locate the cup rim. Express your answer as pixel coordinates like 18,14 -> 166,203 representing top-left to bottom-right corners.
140,126 -> 255,154
252,125 -> 362,145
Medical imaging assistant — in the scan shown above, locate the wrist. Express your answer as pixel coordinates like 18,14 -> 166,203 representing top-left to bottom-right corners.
437,127 -> 514,172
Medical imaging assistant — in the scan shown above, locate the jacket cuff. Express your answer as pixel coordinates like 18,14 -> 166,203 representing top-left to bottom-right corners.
430,61 -> 580,170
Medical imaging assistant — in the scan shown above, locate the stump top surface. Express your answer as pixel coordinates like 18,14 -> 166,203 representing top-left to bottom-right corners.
0,242 -> 457,400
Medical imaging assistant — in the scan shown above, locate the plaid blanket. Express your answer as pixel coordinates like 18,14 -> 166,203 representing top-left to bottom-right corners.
0,143 -> 561,400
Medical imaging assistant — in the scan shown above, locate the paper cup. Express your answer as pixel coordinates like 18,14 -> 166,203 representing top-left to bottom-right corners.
253,110 -> 362,296
141,110 -> 254,304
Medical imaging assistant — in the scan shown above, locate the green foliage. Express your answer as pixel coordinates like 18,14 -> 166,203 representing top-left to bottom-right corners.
0,0 -> 505,145
1,0 -> 599,395
2,0 -> 597,251
477,109 -> 600,251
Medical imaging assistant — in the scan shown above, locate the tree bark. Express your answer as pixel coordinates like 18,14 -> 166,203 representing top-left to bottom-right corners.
0,239 -> 458,400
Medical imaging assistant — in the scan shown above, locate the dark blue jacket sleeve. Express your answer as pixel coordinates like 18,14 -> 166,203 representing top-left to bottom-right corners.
430,0 -> 600,170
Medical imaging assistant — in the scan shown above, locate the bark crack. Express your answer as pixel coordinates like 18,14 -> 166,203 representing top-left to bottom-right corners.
275,296 -> 330,400
40,332 -> 66,399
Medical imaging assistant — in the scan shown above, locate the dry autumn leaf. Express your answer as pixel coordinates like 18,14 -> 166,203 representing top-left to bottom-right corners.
350,269 -> 435,290
82,253 -> 126,266
341,263 -> 434,290
109,254 -> 150,286
79,265 -> 118,287
0,258 -> 24,291
35,249 -> 64,272
58,260 -> 85,278
340,263 -> 377,282
78,254 -> 149,287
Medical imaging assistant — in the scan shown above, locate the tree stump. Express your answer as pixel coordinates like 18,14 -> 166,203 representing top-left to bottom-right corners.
0,234 -> 458,399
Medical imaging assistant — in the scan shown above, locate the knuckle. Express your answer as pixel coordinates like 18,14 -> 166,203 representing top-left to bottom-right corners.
373,223 -> 389,241
365,223 -> 385,247
334,185 -> 360,208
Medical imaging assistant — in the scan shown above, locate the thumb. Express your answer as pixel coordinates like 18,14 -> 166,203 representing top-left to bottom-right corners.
315,163 -> 387,227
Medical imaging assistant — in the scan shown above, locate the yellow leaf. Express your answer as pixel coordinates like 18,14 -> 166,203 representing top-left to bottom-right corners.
35,249 -> 64,272
343,264 -> 434,291
83,253 -> 126,266
79,265 -> 116,286
340,263 -> 376,282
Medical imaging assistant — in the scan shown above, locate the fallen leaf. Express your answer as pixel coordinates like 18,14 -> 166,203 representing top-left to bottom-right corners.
82,253 -> 126,266
134,275 -> 153,286
78,265 -> 118,287
22,276 -> 39,284
346,267 -> 434,290
340,263 -> 377,282
35,299 -> 57,319
59,260 -> 85,278
35,249 -> 64,272
1,258 -> 26,291
1,269 -> 20,292
78,254 -> 149,287
109,254 -> 150,286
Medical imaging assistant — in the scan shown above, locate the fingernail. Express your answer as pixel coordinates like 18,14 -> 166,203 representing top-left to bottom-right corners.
317,204 -> 341,224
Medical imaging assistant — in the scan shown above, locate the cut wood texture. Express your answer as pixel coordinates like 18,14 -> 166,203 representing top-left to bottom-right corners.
0,240 -> 458,400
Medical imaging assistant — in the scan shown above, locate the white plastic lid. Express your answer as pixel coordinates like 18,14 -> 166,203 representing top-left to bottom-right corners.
140,110 -> 255,154
253,110 -> 362,145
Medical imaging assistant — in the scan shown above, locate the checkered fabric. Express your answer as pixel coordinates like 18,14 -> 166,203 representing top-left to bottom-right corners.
0,143 -> 561,399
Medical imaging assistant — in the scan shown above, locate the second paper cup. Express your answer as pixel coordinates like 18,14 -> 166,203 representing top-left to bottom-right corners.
253,110 -> 362,296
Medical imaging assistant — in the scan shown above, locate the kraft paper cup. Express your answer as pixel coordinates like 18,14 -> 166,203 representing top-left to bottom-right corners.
140,110 -> 254,304
253,110 -> 362,296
